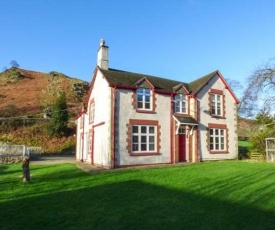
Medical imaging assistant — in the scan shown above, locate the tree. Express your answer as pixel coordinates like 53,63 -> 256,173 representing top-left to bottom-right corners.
10,60 -> 20,68
239,59 -> 275,118
46,91 -> 69,136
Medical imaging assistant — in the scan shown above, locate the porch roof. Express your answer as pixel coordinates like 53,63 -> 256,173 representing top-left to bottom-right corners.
173,115 -> 198,126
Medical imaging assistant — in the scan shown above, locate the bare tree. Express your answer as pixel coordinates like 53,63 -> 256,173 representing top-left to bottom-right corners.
10,60 -> 20,68
239,59 -> 275,118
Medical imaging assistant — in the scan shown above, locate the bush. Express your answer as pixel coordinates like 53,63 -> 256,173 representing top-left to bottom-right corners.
249,128 -> 275,154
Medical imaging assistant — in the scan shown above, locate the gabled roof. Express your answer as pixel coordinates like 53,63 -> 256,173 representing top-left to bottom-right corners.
188,70 -> 218,95
98,67 -> 239,104
100,68 -> 189,93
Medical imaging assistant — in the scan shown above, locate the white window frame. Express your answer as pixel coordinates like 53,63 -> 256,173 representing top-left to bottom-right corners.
131,125 -> 156,152
174,94 -> 187,114
137,88 -> 152,110
209,128 -> 226,151
88,132 -> 93,153
89,102 -> 95,123
211,94 -> 222,116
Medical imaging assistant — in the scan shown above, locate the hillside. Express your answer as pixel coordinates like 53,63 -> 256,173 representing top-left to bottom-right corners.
0,67 -> 90,154
0,67 -> 89,116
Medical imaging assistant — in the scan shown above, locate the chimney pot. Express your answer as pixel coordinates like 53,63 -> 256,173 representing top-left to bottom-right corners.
97,39 -> 109,69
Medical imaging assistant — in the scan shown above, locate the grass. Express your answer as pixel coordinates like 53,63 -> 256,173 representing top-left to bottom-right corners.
1,161 -> 275,229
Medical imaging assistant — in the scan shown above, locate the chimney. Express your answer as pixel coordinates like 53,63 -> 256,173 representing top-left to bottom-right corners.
97,39 -> 109,70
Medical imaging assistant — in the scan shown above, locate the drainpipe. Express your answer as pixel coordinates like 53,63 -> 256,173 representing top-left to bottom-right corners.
194,96 -> 199,162
81,111 -> 85,162
112,87 -> 117,168
170,93 -> 174,164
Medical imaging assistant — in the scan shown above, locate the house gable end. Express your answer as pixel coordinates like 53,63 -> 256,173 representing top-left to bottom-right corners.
189,71 -> 239,104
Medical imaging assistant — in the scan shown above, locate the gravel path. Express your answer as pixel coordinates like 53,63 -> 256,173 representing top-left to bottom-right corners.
30,155 -> 75,165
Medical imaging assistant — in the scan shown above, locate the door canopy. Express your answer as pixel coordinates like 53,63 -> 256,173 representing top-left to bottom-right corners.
173,115 -> 198,135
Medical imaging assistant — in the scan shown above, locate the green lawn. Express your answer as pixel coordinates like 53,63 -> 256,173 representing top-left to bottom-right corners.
1,161 -> 275,229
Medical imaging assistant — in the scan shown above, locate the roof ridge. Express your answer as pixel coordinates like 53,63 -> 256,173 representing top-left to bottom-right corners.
103,67 -> 187,84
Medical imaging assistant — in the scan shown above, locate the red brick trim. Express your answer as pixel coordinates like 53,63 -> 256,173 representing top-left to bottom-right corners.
208,123 -> 227,129
207,123 -> 229,154
93,121 -> 105,128
210,88 -> 223,94
126,119 -> 161,155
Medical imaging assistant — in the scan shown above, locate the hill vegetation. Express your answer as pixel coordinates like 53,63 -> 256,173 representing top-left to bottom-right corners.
0,67 -> 89,153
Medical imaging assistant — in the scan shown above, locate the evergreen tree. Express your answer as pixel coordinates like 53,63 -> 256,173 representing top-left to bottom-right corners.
46,91 -> 69,136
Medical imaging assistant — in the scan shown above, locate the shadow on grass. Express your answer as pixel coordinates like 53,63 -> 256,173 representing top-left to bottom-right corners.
1,179 -> 275,230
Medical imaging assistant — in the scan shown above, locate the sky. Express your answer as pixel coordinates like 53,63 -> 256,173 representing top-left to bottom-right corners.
1,0 -> 275,98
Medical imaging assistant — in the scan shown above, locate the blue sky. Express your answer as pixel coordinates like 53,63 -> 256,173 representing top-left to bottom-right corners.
1,0 -> 275,97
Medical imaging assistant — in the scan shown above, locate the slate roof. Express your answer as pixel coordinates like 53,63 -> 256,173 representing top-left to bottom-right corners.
173,115 -> 198,125
99,67 -> 218,95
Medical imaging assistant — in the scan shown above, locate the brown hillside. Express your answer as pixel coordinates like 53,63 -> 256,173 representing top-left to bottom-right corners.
0,67 -> 89,116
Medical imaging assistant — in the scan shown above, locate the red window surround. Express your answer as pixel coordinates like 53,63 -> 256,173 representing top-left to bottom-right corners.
207,123 -> 229,154
126,119 -> 161,156
132,89 -> 156,114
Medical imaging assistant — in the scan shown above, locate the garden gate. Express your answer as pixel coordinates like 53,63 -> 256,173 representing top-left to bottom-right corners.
265,138 -> 275,162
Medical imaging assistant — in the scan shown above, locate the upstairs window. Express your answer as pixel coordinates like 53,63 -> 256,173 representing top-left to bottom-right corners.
211,94 -> 222,116
137,88 -> 151,110
89,101 -> 95,123
174,94 -> 187,114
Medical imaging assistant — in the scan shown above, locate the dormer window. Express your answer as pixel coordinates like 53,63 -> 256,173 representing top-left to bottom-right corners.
137,88 -> 151,110
174,94 -> 187,114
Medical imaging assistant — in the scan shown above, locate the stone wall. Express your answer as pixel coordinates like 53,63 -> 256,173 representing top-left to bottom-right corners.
0,155 -> 24,164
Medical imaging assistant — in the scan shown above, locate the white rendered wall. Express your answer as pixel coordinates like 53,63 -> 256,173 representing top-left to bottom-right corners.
76,70 -> 112,167
90,70 -> 112,167
197,74 -> 238,160
115,89 -> 171,166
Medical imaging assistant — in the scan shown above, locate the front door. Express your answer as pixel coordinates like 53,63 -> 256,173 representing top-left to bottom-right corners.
179,134 -> 186,162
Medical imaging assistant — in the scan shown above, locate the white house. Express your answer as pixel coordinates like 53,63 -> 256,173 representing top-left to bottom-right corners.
76,40 -> 239,168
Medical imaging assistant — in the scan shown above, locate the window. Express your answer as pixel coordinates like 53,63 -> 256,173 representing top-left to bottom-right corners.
211,94 -> 222,116
80,115 -> 84,128
88,132 -> 93,153
137,88 -> 151,110
132,125 -> 156,152
209,128 -> 225,151
175,94 -> 187,113
178,126 -> 186,134
89,102 -> 95,123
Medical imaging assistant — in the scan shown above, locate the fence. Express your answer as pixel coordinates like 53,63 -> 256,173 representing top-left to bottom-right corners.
0,145 -> 42,163
0,145 -> 25,156
265,138 -> 275,162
